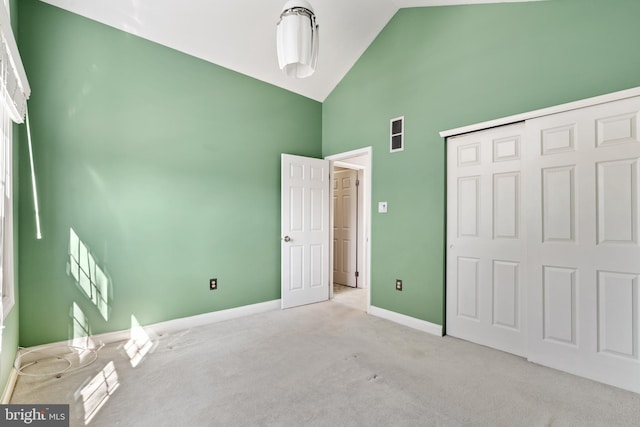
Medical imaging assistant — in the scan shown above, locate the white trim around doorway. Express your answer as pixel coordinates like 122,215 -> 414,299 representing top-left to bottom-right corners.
326,147 -> 372,314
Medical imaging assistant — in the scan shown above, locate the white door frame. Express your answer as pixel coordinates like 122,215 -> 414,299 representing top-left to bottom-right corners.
326,147 -> 372,312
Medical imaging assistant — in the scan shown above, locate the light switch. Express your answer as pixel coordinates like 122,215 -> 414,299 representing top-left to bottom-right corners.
378,201 -> 388,213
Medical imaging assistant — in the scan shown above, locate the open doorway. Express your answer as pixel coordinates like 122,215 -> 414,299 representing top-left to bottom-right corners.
326,147 -> 371,313
332,166 -> 360,288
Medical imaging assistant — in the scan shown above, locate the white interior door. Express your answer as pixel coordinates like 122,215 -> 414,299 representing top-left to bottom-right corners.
281,154 -> 330,309
447,123 -> 527,357
526,96 -> 640,393
333,168 -> 358,287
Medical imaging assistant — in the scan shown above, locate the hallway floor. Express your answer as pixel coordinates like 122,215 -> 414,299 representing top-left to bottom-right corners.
332,283 -> 366,311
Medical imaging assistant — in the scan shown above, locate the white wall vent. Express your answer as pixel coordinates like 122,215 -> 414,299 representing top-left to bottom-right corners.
390,116 -> 404,153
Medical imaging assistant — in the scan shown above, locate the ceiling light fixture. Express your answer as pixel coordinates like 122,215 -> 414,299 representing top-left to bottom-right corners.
276,0 -> 319,78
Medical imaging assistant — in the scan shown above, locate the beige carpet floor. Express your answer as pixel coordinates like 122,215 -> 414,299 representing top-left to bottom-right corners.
332,283 -> 366,312
10,296 -> 640,426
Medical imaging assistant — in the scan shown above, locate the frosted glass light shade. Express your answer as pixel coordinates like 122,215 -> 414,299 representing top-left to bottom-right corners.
276,1 -> 318,78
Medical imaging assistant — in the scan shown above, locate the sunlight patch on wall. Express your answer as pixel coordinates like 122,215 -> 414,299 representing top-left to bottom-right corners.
123,315 -> 153,368
70,302 -> 100,367
70,302 -> 93,346
69,228 -> 111,321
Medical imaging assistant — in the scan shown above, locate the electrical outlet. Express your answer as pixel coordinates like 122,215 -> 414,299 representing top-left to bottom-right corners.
395,279 -> 402,291
210,278 -> 218,290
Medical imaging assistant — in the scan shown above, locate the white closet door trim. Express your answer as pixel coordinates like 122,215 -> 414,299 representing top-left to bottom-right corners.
440,86 -> 640,138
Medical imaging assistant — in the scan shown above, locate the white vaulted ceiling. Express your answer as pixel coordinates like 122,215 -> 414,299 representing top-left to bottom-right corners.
39,0 -> 539,101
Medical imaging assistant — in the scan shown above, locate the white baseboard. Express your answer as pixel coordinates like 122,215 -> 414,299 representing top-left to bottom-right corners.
19,299 -> 282,355
368,305 -> 443,336
145,299 -> 282,336
1,368 -> 18,404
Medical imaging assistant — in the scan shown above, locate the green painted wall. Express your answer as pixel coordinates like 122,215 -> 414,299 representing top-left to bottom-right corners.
1,0 -> 21,397
17,0 -> 321,347
322,0 -> 640,326
12,0 -> 640,351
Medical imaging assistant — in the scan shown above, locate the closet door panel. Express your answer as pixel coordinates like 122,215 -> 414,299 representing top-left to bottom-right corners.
447,123 -> 527,357
526,96 -> 640,394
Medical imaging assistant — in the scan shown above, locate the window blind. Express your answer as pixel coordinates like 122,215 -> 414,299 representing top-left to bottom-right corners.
0,1 -> 28,319
0,1 -> 30,123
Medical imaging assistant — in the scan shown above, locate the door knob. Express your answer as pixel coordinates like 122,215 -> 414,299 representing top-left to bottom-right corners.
283,236 -> 291,242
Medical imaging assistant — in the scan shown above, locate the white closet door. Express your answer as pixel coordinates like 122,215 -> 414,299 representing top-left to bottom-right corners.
526,96 -> 640,393
447,123 -> 527,357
